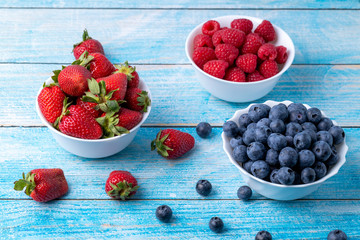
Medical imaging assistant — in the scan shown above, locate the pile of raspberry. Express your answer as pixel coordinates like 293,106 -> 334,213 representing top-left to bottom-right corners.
192,18 -> 288,82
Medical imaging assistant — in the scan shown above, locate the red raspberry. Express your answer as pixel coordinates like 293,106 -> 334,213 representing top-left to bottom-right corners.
231,18 -> 253,34
254,20 -> 276,42
241,33 -> 265,54
275,46 -> 288,64
203,60 -> 229,79
236,53 -> 257,73
224,67 -> 246,82
259,60 -> 279,78
192,47 -> 217,69
257,43 -> 277,61
193,34 -> 214,49
221,28 -> 246,48
246,70 -> 265,82
215,44 -> 239,65
212,29 -> 225,46
202,20 -> 221,36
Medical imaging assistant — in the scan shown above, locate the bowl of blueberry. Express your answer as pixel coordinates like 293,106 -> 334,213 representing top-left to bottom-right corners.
222,100 -> 348,200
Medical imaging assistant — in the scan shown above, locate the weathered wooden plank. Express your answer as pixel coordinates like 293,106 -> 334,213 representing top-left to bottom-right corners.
0,9 -> 359,64
1,127 -> 358,200
0,64 -> 359,126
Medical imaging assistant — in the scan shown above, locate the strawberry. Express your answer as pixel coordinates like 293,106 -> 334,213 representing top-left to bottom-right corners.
14,169 -> 68,202
215,43 -> 239,65
257,43 -> 277,61
224,67 -> 246,82
124,88 -> 151,112
203,60 -> 229,79
105,170 -> 139,200
116,108 -> 142,130
202,20 -> 221,36
241,33 -> 265,55
96,73 -> 128,101
192,47 -> 217,69
80,52 -> 115,79
193,34 -> 214,49
73,29 -> 105,59
236,53 -> 258,73
38,85 -> 66,124
246,70 -> 265,82
254,20 -> 276,42
231,18 -> 253,34
259,60 -> 279,78
151,129 -> 195,159
76,97 -> 101,118
114,62 -> 140,89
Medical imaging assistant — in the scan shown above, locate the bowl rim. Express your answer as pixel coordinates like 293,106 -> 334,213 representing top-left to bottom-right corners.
222,100 -> 348,188
185,15 -> 295,85
35,77 -> 152,142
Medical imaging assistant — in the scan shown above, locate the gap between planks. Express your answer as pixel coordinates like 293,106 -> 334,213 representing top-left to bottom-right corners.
0,7 -> 359,10
0,198 -> 359,201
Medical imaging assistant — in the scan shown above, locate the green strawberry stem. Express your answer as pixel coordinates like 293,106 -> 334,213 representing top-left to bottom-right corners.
53,97 -> 71,129
73,51 -> 94,68
14,172 -> 36,196
73,29 -> 92,49
151,130 -> 173,157
114,61 -> 135,81
136,91 -> 151,112
96,112 -> 129,138
107,180 -> 139,200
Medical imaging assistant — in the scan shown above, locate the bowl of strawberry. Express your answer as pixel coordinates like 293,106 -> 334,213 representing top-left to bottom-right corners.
185,16 -> 295,102
36,30 -> 151,158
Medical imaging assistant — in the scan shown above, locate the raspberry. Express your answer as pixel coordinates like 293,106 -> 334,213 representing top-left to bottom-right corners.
254,20 -> 276,42
246,70 -> 265,82
221,28 -> 246,48
259,60 -> 279,78
215,44 -> 239,65
202,20 -> 221,36
224,67 -> 246,82
236,53 -> 257,73
203,60 -> 229,79
192,47 -> 216,69
193,34 -> 214,49
212,29 -> 225,47
275,46 -> 288,64
231,18 -> 253,34
241,33 -> 265,54
258,43 -> 277,61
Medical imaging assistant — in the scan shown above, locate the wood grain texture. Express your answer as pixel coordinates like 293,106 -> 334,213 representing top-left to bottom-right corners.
0,9 -> 359,64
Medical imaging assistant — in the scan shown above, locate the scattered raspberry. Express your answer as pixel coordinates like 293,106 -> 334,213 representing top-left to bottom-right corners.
212,29 -> 225,47
192,47 -> 217,69
193,34 -> 214,49
202,20 -> 221,36
203,60 -> 229,79
275,46 -> 288,64
236,53 -> 257,73
221,28 -> 246,48
224,67 -> 246,82
258,43 -> 277,61
246,70 -> 265,82
231,18 -> 253,34
241,33 -> 265,54
215,44 -> 239,65
259,60 -> 279,78
254,20 -> 276,42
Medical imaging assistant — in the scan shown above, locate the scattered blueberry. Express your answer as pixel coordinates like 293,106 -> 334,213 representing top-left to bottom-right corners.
248,104 -> 270,122
326,146 -> 339,166
196,180 -> 212,196
267,133 -> 287,151
279,147 -> 298,167
270,169 -> 280,184
247,142 -> 267,161
285,122 -> 302,137
232,145 -> 249,163
251,160 -> 270,179
317,118 -> 334,131
277,167 -> 295,185
266,149 -> 279,166
286,135 -> 294,147
327,229 -> 347,240
256,118 -> 271,127
269,103 -> 288,122
329,126 -> 345,145
156,205 -> 173,222
301,167 -> 316,184
269,119 -> 285,134
317,131 -> 334,146
230,136 -> 243,148
223,121 -> 239,138
312,141 -> 332,161
237,185 -> 252,200
288,103 -> 307,113
255,230 -> 273,240
293,132 -> 312,150
247,122 -> 257,130
238,113 -> 252,127
243,160 -> 255,173
289,109 -> 308,124
243,128 -> 256,145
209,217 -> 224,233
306,107 -> 322,124
302,122 -> 317,132
298,149 -> 316,169
255,125 -> 272,144
303,129 -> 317,143
313,161 -> 327,179
196,122 -> 212,138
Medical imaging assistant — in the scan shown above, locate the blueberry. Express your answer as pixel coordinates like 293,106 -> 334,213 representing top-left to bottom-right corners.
255,230 -> 273,240
269,119 -> 285,133
237,185 -> 252,200
293,171 -> 302,185
298,149 -> 316,169
232,145 -> 249,163
243,160 -> 254,173
266,149 -> 279,166
248,104 -> 270,123
279,147 -> 298,167
302,122 -> 317,132
243,129 -> 256,145
196,180 -> 212,196
286,136 -> 294,147
313,161 -> 327,179
238,113 -> 252,127
317,118 -> 334,131
286,122 -> 302,137
156,205 -> 172,222
223,121 -> 239,138
326,146 -> 339,166
255,125 -> 272,144
327,229 -> 347,240
256,118 -> 271,127
239,126 -> 247,136
196,122 -> 212,138
267,133 -> 287,151
209,217 -> 224,233
312,141 -> 332,161
306,107 -> 322,124
277,167 -> 295,185
317,131 -> 333,146
251,160 -> 270,179
247,142 -> 266,161
269,103 -> 288,122
289,109 -> 308,124
293,132 -> 312,150
230,136 -> 243,148
270,169 -> 280,184
329,126 -> 345,145
300,167 -> 316,184
288,103 -> 307,113
303,129 -> 317,144
247,122 -> 257,130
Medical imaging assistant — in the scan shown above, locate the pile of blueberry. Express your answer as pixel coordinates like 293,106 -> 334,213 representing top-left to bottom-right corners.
223,102 -> 345,185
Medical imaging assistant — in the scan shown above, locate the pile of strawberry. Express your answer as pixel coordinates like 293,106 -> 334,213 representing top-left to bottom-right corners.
192,18 -> 289,82
38,30 -> 151,139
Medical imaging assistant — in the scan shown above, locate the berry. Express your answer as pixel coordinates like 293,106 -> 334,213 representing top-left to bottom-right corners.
288,103 -> 307,113
257,118 -> 271,127
231,18 -> 253,34
293,132 -> 312,150
221,28 -> 246,48
209,217 -> 224,233
247,142 -> 267,161
327,229 -> 347,240
230,136 -> 244,148
327,146 -> 339,166
302,122 -> 317,132
125,88 -> 151,112
270,119 -> 286,133
289,109 -> 308,124
224,67 -> 246,82
313,161 -> 327,179
73,29 -> 104,59
329,126 -> 345,145
236,53 -> 257,73
248,104 -> 271,122
279,147 -> 298,167
202,20 -> 220,36
238,113 -> 252,127
239,126 -> 247,135
192,47 -> 217,69
233,145 -> 249,163
86,52 -> 116,79
57,65 -> 92,97
301,167 -> 316,184
223,121 -> 239,138
237,185 -> 252,200
266,149 -> 279,166
285,122 -> 302,137
255,230 -> 273,240
286,135 -> 294,147
251,160 -> 270,179
241,33 -> 265,54
255,125 -> 272,144
277,167 -> 295,185
275,46 -> 288,64
243,129 -> 256,145
113,62 -> 140,89
303,129 -> 317,144
312,141 -> 332,161
114,107 -> 143,131
270,169 -> 280,184
76,97 -> 101,118
96,73 -> 128,101
196,180 -> 212,196
193,34 -> 214,48
254,20 -> 276,42
215,44 -> 239,65
247,122 -> 257,130
105,171 -> 139,200
317,131 -> 334,146
212,29 -> 226,46
317,118 -> 334,131
247,70 -> 265,82
298,150 -> 316,169
38,85 -> 66,124
156,205 -> 173,223
196,122 -> 212,138
269,103 -> 288,121
203,60 -> 229,79
259,60 -> 279,78
258,43 -> 277,61
243,160 -> 255,173
267,133 -> 287,151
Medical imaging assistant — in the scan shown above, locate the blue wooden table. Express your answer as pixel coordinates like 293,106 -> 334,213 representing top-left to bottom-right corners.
0,1 -> 360,239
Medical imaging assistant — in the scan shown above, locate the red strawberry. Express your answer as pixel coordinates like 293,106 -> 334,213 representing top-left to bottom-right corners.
246,70 -> 265,82
57,65 -> 92,96
80,52 -> 115,79
116,108 -> 143,130
193,34 -> 214,49
221,28 -> 246,48
258,43 -> 277,61
236,53 -> 258,73
241,33 -> 265,54
254,20 -> 276,42
231,18 -> 253,34
105,170 -> 139,200
203,60 -> 229,79
125,88 -> 151,112
151,129 -> 195,159
73,29 -> 105,59
14,169 -> 68,202
224,67 -> 246,82
114,62 -> 140,89
259,60 -> 279,78
76,97 -> 101,118
275,46 -> 288,64
202,20 -> 221,36
215,43 -> 239,65
96,73 -> 128,101
192,47 -> 217,69
38,85 -> 66,124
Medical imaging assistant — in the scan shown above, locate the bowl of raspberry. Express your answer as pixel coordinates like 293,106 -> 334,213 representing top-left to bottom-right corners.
185,16 -> 295,102
221,100 -> 348,200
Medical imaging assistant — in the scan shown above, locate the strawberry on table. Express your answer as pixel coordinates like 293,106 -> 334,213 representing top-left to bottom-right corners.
73,29 -> 105,59
96,73 -> 128,101
124,88 -> 151,112
14,168 -> 68,202
105,170 -> 139,200
38,85 -> 66,124
114,61 -> 140,89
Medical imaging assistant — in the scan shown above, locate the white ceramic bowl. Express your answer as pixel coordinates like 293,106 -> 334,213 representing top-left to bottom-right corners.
222,100 -> 348,200
185,15 -> 295,103
36,78 -> 151,158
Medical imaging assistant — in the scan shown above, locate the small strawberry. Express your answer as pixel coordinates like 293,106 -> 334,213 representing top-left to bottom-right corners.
38,85 -> 66,124
105,170 -> 139,200
257,43 -> 277,61
231,18 -> 253,34
224,67 -> 246,82
241,33 -> 265,54
202,20 -> 221,36
73,29 -> 105,59
124,88 -> 151,112
221,28 -> 246,48
96,73 -> 128,101
193,34 -> 214,49
215,43 -> 239,65
236,53 -> 258,73
246,70 -> 265,82
151,129 -> 195,159
80,52 -> 116,79
14,169 -> 68,202
275,46 -> 288,64
192,47 -> 217,69
254,20 -> 276,42
203,60 -> 229,79
259,60 -> 279,78
76,97 -> 101,118
114,61 -> 140,89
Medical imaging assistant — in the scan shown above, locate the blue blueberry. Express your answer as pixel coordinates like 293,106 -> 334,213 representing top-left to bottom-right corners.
230,136 -> 243,148
302,122 -> 317,132
313,161 -> 327,179
301,167 -> 316,184
232,145 -> 249,163
312,141 -> 332,161
255,230 -> 273,240
317,131 -> 333,146
293,171 -> 302,185
329,126 -> 345,145
267,133 -> 287,151
209,217 -> 224,233
251,160 -> 270,179
303,129 -> 317,144
239,126 -> 247,136
288,103 -> 307,113
255,125 -> 272,144
243,160 -> 255,173
266,149 -> 279,166
279,147 -> 298,167
243,129 -> 256,145
298,149 -> 316,169
247,122 -> 257,130
270,169 -> 280,184
238,113 -> 252,127
327,229 -> 347,240
326,146 -> 339,166
277,167 -> 295,185
286,135 -> 294,147
223,121 -> 239,138
256,118 -> 271,127
196,122 -> 212,138
293,132 -> 312,150
269,119 -> 285,133
248,104 -> 270,123
269,103 -> 288,122
289,109 -> 308,124
196,180 -> 212,196
317,117 -> 334,131
247,142 -> 266,161
156,205 -> 172,222
237,185 -> 252,200
285,122 -> 302,137
306,107 -> 322,124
